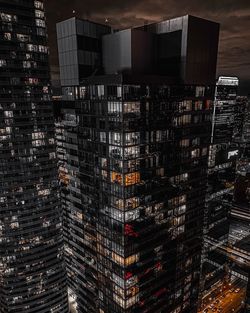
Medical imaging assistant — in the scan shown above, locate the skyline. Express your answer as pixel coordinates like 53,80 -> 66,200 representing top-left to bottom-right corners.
45,0 -> 250,94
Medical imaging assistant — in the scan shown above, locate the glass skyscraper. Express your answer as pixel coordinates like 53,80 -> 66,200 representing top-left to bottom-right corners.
0,1 -> 68,312
56,15 -> 220,313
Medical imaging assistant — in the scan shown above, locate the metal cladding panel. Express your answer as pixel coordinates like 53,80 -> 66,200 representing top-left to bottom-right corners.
102,29 -> 132,74
184,15 -> 220,85
57,18 -> 79,86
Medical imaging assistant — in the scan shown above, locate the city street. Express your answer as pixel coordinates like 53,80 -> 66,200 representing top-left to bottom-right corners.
199,281 -> 246,313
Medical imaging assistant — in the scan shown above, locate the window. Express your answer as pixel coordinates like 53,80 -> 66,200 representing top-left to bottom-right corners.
194,100 -> 203,110
0,60 -> 6,67
109,132 -> 121,145
124,102 -> 140,113
124,146 -> 140,159
191,148 -> 200,158
100,132 -> 106,143
35,10 -> 44,18
196,86 -> 205,97
97,85 -> 105,97
180,139 -> 189,147
108,101 -> 122,114
36,19 -> 45,28
34,0 -> 44,9
17,34 -> 30,42
174,114 -> 191,126
124,132 -> 140,146
0,13 -> 16,22
27,44 -> 38,52
4,33 -> 11,41
38,45 -> 48,53
125,209 -> 140,222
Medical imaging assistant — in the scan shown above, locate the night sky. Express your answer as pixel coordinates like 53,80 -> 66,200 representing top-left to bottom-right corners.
45,0 -> 250,94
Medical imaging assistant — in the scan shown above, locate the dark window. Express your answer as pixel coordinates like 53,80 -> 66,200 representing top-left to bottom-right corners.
77,35 -> 101,52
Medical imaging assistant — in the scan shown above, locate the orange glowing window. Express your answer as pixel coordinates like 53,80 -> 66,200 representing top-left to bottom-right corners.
125,172 -> 140,186
111,172 -> 140,186
111,172 -> 123,184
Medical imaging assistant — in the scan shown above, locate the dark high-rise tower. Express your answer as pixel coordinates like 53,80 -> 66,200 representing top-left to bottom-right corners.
200,76 -> 240,303
0,1 -> 69,312
56,15 -> 219,313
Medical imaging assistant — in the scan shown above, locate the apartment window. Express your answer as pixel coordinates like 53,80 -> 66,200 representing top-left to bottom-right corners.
108,101 -> 122,114
123,102 -> 140,113
27,44 -> 38,52
38,45 -> 48,53
36,19 -> 45,27
124,146 -> 140,159
174,205 -> 186,216
205,100 -> 212,110
34,0 -> 44,9
109,132 -> 121,145
194,101 -> 203,110
173,215 -> 185,226
183,100 -> 192,111
191,148 -> 200,158
111,172 -> 123,185
109,146 -> 122,159
97,85 -> 105,98
125,209 -> 140,222
4,33 -> 11,40
0,60 -> 6,67
100,132 -> 106,143
23,61 -> 31,68
35,10 -> 44,18
0,13 -> 16,22
179,139 -> 189,147
174,114 -> 191,126
196,86 -> 205,97
125,172 -> 140,186
17,34 -> 30,42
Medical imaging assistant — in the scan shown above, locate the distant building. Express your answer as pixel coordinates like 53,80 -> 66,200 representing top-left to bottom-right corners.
201,76 -> 239,300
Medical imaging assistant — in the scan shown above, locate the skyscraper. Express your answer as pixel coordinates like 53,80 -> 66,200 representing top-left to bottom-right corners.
0,1 -> 68,312
200,77 -> 240,303
56,15 -> 219,313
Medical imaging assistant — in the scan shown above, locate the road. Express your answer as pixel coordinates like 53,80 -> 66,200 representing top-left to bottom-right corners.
199,281 -> 246,313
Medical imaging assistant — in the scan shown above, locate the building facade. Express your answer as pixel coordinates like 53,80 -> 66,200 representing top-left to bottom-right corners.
201,77 -> 240,301
0,1 -> 68,312
56,15 -> 220,313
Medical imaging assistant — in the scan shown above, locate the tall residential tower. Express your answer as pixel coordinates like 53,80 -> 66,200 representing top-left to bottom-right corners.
0,1 -> 68,312
56,15 -> 219,313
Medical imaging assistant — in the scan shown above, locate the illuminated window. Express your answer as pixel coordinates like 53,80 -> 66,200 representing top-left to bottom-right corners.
34,0 -> 44,9
4,33 -> 11,40
36,19 -> 45,27
111,172 -> 122,185
196,86 -> 205,97
108,101 -> 122,113
35,10 -> 44,18
191,148 -> 200,158
125,209 -> 139,222
38,45 -> 48,53
100,132 -> 106,143
125,172 -> 140,186
180,139 -> 190,147
17,34 -> 30,42
194,100 -> 203,110
0,13 -> 16,22
0,60 -> 6,67
123,102 -> 140,113
27,44 -> 38,52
